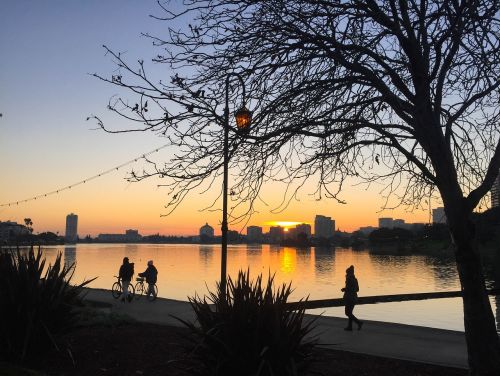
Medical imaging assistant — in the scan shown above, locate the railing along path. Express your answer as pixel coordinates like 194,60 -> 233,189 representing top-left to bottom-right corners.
286,288 -> 500,310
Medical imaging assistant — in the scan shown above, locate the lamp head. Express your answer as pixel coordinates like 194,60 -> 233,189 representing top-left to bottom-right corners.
234,106 -> 252,130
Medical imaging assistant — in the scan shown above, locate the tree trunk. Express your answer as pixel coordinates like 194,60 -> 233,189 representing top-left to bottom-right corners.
447,203 -> 500,375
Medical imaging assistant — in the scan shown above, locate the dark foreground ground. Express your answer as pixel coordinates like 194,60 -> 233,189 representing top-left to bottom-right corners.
29,322 -> 467,376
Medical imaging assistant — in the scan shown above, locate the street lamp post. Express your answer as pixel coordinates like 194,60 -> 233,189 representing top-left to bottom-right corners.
220,73 -> 252,301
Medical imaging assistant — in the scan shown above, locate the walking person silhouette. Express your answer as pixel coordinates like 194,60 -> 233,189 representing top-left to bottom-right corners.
139,260 -> 158,300
341,265 -> 363,331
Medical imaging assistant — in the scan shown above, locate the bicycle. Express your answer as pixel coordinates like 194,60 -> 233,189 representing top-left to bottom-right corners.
134,276 -> 158,301
111,275 -> 136,301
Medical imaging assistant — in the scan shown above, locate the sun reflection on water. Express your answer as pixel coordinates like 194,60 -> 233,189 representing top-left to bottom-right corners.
280,248 -> 296,274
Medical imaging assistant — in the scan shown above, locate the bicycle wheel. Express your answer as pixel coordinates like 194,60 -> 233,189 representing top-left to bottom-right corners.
147,284 -> 158,301
111,282 -> 122,299
134,282 -> 145,300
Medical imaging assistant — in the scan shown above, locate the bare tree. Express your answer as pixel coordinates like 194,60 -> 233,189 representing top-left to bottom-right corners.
93,0 -> 500,373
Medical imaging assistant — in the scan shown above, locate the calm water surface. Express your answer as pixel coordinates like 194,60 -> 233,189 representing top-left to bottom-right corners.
37,243 -> 500,332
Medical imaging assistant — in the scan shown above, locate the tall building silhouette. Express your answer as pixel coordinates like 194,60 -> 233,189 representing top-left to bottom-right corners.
378,217 -> 394,228
287,223 -> 311,240
64,246 -> 76,267
65,213 -> 78,243
269,226 -> 284,243
432,207 -> 447,224
314,215 -> 335,238
393,218 -> 406,228
492,170 -> 500,208
247,226 -> 263,243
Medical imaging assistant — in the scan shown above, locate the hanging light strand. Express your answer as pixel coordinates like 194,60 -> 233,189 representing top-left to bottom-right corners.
0,144 -> 169,207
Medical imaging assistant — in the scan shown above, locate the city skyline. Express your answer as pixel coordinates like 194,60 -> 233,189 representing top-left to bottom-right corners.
0,211 -> 433,239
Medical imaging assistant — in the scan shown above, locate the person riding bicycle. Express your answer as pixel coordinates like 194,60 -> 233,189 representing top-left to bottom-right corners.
138,260 -> 158,300
119,257 -> 134,302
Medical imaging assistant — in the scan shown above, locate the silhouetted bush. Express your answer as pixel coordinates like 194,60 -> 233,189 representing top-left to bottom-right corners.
415,223 -> 450,241
369,227 -> 413,244
0,247 -> 94,364
179,269 -> 317,376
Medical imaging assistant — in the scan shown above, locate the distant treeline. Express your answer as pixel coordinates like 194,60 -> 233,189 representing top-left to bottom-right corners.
2,231 -> 65,246
363,207 -> 500,251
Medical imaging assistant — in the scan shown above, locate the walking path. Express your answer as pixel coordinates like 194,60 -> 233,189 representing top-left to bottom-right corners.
83,288 -> 468,370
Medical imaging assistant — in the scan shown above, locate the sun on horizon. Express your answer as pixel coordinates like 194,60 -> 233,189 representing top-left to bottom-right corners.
264,221 -> 307,230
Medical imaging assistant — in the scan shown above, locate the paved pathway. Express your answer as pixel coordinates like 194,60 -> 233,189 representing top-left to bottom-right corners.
83,288 -> 468,369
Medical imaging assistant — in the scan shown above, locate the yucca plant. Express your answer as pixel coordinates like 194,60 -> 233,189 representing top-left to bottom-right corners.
179,269 -> 317,376
0,247 -> 94,364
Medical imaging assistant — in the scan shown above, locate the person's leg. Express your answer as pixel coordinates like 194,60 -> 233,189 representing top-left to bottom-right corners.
122,280 -> 129,301
345,303 -> 354,330
350,304 -> 363,330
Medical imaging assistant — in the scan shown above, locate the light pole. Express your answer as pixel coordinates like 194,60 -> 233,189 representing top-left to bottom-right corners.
220,73 -> 252,301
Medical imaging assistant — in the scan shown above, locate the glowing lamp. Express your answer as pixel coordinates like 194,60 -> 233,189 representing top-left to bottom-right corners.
234,106 -> 252,129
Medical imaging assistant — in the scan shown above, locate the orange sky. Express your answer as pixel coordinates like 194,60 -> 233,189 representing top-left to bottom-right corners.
0,1 -> 434,237
0,155 -> 433,236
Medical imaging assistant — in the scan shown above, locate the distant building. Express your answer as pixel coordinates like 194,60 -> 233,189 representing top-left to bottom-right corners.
393,219 -> 405,228
287,223 -> 311,240
97,229 -> 142,243
0,220 -> 29,241
97,233 -> 125,242
125,229 -> 142,242
269,226 -> 284,243
65,213 -> 78,243
492,170 -> 500,208
432,207 -> 447,224
228,230 -> 241,242
285,227 -> 296,240
358,226 -> 377,235
314,215 -> 335,238
295,223 -> 311,237
199,223 -> 214,238
247,226 -> 263,243
378,217 -> 393,229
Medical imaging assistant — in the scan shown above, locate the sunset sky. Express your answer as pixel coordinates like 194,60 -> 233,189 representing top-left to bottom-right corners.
0,0 -> 434,237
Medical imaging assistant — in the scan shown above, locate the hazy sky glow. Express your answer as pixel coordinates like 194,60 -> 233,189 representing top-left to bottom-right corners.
0,0 -> 433,237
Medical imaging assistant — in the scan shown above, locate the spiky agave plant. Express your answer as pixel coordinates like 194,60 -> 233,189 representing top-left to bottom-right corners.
179,269 -> 317,376
0,247 -> 95,364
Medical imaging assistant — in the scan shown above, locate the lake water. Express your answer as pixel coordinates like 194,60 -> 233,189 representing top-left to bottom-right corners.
35,243 -> 500,332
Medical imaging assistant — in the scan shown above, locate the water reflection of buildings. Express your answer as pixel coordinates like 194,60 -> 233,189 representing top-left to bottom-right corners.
246,244 -> 263,257
198,245 -> 214,268
313,247 -> 335,278
64,246 -> 76,268
424,255 -> 459,290
295,247 -> 312,269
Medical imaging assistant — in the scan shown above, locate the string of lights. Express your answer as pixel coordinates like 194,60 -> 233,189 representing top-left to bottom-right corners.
0,144 -> 170,207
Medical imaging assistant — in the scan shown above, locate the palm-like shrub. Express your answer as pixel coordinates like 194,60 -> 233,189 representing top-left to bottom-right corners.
180,269 -> 317,376
0,247 -> 94,364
